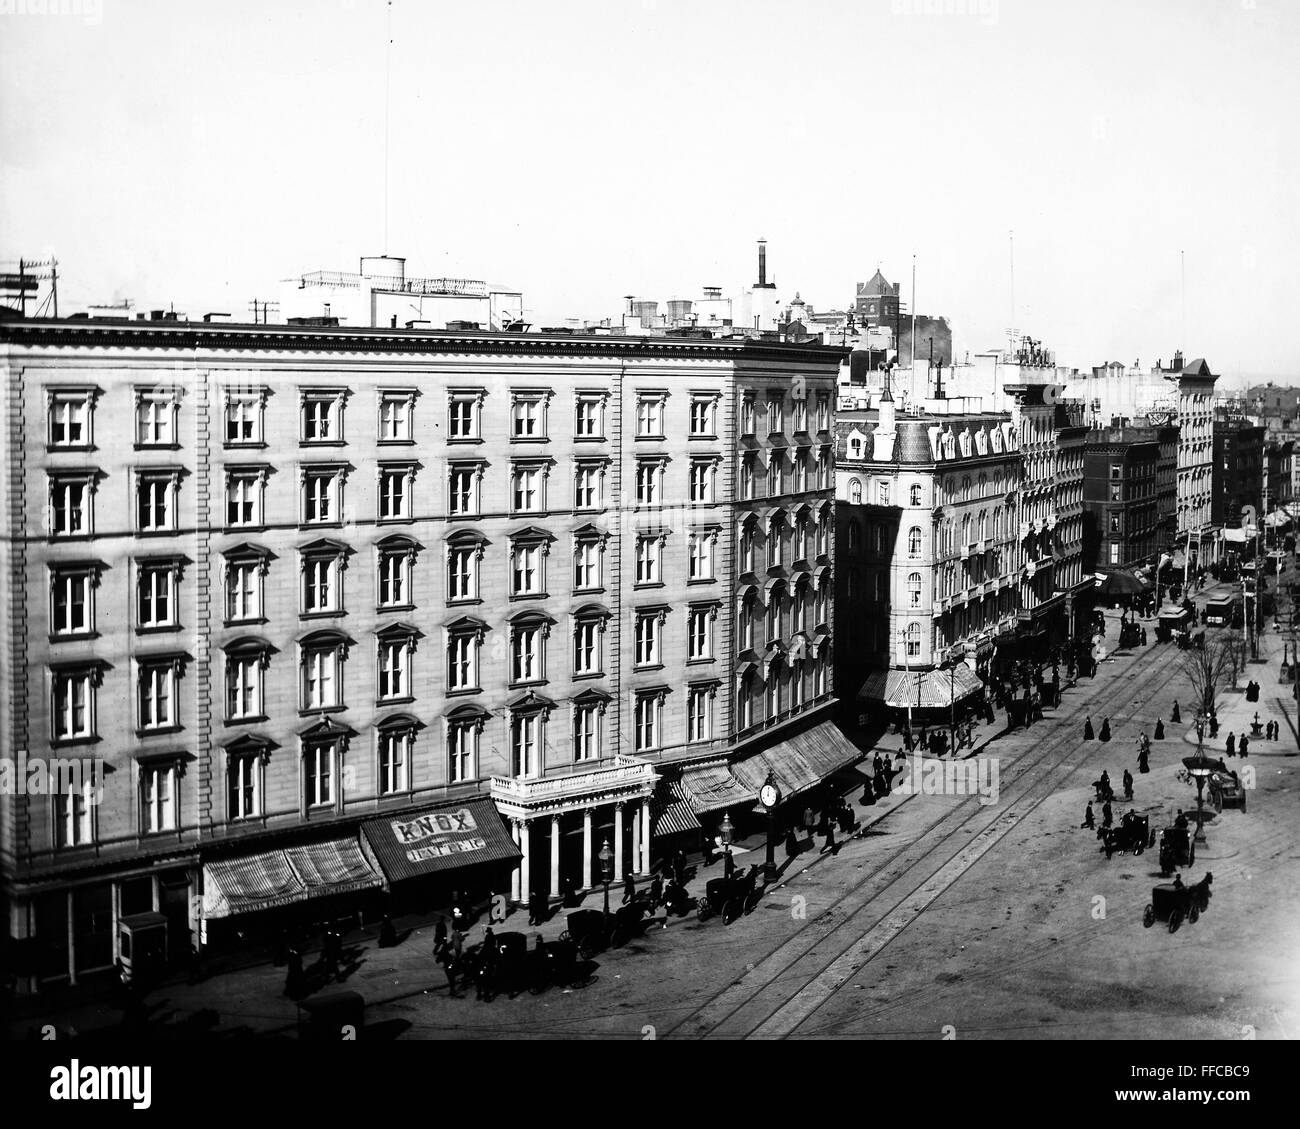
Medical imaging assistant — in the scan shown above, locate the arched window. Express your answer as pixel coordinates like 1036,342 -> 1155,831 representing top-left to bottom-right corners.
877,480 -> 890,506
908,526 -> 922,556
962,476 -> 972,501
848,520 -> 861,552
849,478 -> 863,505
909,483 -> 922,507
906,622 -> 922,658
907,572 -> 922,608
978,510 -> 988,540
961,514 -> 971,543
849,436 -> 863,459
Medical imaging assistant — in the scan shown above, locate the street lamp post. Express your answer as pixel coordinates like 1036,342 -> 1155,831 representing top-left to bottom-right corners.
758,772 -> 783,885
1182,719 -> 1214,845
719,811 -> 735,880
597,838 -> 613,925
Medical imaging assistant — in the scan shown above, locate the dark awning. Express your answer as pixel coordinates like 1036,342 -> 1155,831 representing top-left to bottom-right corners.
652,780 -> 702,837
360,799 -> 521,884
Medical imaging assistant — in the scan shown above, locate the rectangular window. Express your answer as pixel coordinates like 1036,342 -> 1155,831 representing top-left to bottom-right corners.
816,393 -> 830,431
448,722 -> 477,782
575,395 -> 604,439
511,466 -> 542,513
142,765 -> 177,833
512,627 -> 542,683
228,755 -> 261,820
226,654 -> 263,720
378,731 -> 408,795
634,613 -> 660,666
448,392 -> 481,440
689,396 -> 716,436
511,544 -> 543,596
138,563 -> 177,628
635,461 -> 661,506
574,464 -> 602,509
305,743 -> 335,807
49,392 -> 92,448
447,545 -> 477,602
302,469 -> 341,524
135,395 -> 175,447
689,459 -> 715,503
688,607 -> 713,660
225,393 -> 263,445
447,633 -> 478,691
448,465 -> 480,516
378,467 -> 411,520
687,687 -> 711,743
634,694 -> 661,752
511,713 -> 538,778
138,663 -> 175,730
574,704 -> 598,762
511,394 -> 546,438
379,393 -> 413,442
226,561 -> 261,622
573,539 -> 601,590
635,536 -> 661,585
573,620 -> 601,675
49,478 -> 90,537
303,648 -> 340,710
378,550 -> 410,608
302,392 -> 340,443
793,398 -> 808,433
55,782 -> 95,847
226,471 -> 262,528
688,533 -> 715,581
741,397 -> 756,436
51,569 -> 93,636
137,474 -> 175,533
636,395 -> 665,438
52,670 -> 94,741
742,456 -> 756,500
377,640 -> 409,700
767,395 -> 784,434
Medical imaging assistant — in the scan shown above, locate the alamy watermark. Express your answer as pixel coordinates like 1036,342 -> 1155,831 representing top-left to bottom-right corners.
893,752 -> 1000,805
891,0 -> 1000,26
1,751 -> 105,802
0,0 -> 104,26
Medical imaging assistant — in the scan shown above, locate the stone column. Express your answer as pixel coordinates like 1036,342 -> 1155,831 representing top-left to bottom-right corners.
549,814 -> 562,900
582,808 -> 593,890
519,819 -> 531,904
510,820 -> 522,904
613,803 -> 625,883
641,799 -> 652,875
631,807 -> 641,877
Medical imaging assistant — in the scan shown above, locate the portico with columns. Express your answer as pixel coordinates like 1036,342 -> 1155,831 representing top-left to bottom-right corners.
491,755 -> 657,903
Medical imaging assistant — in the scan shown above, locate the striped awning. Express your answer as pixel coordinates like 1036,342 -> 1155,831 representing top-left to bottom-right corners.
202,837 -> 382,920
730,721 -> 864,801
360,799 -> 521,884
680,762 -> 753,814
652,780 -> 702,836
859,664 -> 985,709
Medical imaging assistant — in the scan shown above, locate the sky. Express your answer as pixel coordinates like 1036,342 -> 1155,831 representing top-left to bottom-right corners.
3,0 -> 1298,384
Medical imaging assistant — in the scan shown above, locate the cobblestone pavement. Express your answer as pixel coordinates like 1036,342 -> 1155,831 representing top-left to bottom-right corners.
8,595 -> 1299,1041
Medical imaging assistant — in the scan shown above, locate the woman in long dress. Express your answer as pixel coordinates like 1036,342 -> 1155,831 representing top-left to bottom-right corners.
1083,716 -> 1095,740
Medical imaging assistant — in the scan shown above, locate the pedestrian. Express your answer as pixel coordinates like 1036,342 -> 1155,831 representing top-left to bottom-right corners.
1226,732 -> 1236,757
561,875 -> 582,908
451,926 -> 464,961
284,945 -> 304,999
723,847 -> 736,880
378,914 -> 398,949
702,831 -> 716,867
434,918 -> 447,951
1099,718 -> 1112,742
622,874 -> 636,905
1102,801 -> 1113,829
802,804 -> 817,838
1196,720 -> 1205,743
1239,734 -> 1249,758
1122,769 -> 1134,800
1171,701 -> 1181,724
450,890 -> 467,933
1081,801 -> 1095,830
1083,715 -> 1095,740
672,850 -> 688,888
785,824 -> 801,855
1138,746 -> 1150,774
321,927 -> 340,983
820,820 -> 837,855
441,950 -> 460,998
1141,627 -> 1148,646
650,871 -> 664,908
1210,716 -> 1219,739
1154,719 -> 1165,740
527,889 -> 546,927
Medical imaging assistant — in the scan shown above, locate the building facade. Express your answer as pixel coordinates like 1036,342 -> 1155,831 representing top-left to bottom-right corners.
1167,357 -> 1221,568
1213,415 -> 1266,552
835,392 -> 1021,721
1082,422 -> 1178,572
0,316 -> 846,985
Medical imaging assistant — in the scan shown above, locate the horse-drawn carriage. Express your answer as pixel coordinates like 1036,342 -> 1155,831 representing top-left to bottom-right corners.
1209,770 -> 1247,813
696,868 -> 763,925
1142,873 -> 1213,932
1157,825 -> 1196,876
1156,607 -> 1190,644
1100,811 -> 1150,858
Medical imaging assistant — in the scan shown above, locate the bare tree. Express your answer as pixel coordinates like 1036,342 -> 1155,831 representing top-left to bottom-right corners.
1183,632 -> 1237,718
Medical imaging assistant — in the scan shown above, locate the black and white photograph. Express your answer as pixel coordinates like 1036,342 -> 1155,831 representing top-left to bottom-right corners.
1,0 -> 1295,1103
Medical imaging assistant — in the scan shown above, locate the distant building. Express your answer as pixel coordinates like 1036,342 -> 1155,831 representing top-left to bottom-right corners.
1166,356 -> 1221,569
1083,421 -> 1178,574
1213,415 -> 1266,555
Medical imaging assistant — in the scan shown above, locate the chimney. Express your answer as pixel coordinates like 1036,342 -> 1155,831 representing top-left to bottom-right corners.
757,239 -> 767,288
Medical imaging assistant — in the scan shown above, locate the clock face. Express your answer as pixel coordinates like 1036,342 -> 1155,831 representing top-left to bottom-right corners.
760,784 -> 779,808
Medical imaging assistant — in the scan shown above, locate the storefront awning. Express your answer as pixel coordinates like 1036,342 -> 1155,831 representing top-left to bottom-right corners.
1222,527 -> 1248,543
652,780 -> 702,837
859,664 -> 985,709
202,837 -> 382,920
730,722 -> 865,801
360,799 -> 520,885
680,762 -> 752,815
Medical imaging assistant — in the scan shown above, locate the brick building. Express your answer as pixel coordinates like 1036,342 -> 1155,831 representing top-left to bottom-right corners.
1082,421 -> 1178,573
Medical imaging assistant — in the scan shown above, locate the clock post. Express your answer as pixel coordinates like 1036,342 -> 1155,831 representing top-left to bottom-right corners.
759,770 -> 782,884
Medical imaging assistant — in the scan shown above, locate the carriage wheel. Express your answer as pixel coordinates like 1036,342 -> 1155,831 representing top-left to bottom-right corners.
1148,830 -> 1157,848
578,939 -> 597,961
1189,903 -> 1199,924
1168,909 -> 1182,933
1142,905 -> 1155,928
558,930 -> 572,944
722,899 -> 739,926
1135,842 -> 1145,856
696,898 -> 712,922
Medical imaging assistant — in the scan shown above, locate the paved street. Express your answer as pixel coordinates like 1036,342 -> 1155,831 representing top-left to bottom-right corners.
10,596 -> 1298,1042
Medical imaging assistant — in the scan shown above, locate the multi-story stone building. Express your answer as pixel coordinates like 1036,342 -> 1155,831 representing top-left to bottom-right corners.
0,315 -> 848,986
1004,383 -> 1089,650
1082,421 -> 1178,573
1166,356 -> 1220,569
1213,414 -> 1266,557
835,390 -> 1021,724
